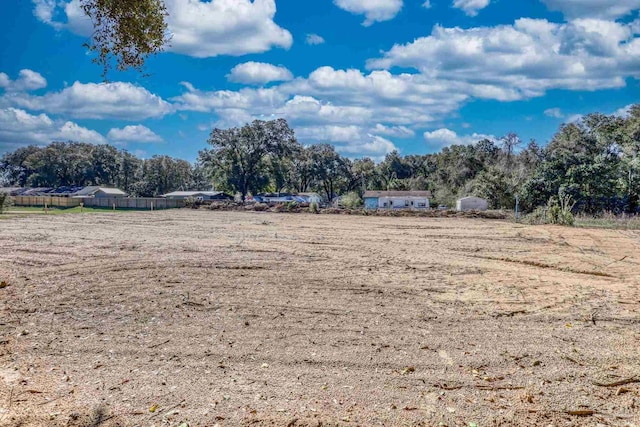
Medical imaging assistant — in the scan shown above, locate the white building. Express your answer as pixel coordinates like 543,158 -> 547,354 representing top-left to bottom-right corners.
456,196 -> 488,211
364,191 -> 431,210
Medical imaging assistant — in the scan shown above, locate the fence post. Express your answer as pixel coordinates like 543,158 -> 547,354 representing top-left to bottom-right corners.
151,201 -> 154,211
113,203 -> 116,212
80,203 -> 84,213
515,195 -> 519,223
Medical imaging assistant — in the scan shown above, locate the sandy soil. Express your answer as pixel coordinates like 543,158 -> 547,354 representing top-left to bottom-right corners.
0,210 -> 639,427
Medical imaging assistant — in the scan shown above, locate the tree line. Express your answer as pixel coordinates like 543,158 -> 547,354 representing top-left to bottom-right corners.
1,106 -> 639,213
0,142 -> 209,197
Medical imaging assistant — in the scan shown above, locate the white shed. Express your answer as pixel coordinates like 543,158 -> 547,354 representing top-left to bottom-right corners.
456,196 -> 488,211
364,191 -> 431,210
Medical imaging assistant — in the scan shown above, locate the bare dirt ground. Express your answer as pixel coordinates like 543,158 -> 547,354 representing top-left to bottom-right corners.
1,210 -> 639,427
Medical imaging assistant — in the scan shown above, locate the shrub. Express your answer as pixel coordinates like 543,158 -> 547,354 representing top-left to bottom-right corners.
548,193 -> 575,226
184,197 -> 201,209
309,201 -> 319,214
209,201 -> 233,210
524,192 -> 575,226
0,193 -> 12,214
341,192 -> 363,209
523,206 -> 548,225
283,201 -> 299,212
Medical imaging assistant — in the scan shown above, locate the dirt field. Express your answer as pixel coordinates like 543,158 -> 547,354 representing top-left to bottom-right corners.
1,210 -> 639,426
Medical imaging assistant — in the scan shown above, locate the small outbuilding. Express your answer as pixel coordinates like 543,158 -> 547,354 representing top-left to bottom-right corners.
456,196 -> 488,211
73,186 -> 127,198
364,191 -> 431,210
161,191 -> 233,201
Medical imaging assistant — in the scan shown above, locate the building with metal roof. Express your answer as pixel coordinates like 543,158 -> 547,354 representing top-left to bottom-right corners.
72,186 -> 127,198
364,191 -> 432,210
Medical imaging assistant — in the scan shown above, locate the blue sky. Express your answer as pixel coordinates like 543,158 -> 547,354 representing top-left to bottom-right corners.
0,0 -> 639,161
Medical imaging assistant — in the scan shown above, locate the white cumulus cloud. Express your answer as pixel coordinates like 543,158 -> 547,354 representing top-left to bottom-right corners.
296,125 -> 364,143
423,128 -> 494,149
32,0 -> 93,33
107,125 -> 163,143
167,0 -> 292,57
544,108 -> 564,118
541,0 -> 640,19
5,81 -> 173,120
33,0 -> 57,25
367,18 -> 640,100
371,123 -> 415,138
337,134 -> 398,160
0,107 -> 105,151
297,126 -> 398,159
173,82 -> 289,114
306,34 -> 325,45
227,62 -> 293,85
0,69 -> 47,92
452,0 -> 490,16
334,0 -> 403,26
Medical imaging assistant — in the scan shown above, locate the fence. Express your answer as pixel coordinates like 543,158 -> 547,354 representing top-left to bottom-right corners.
13,196 -> 185,210
13,196 -> 81,208
83,197 -> 185,210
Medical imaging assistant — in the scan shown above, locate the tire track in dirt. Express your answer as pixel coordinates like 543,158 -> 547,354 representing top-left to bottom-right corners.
461,253 -> 615,278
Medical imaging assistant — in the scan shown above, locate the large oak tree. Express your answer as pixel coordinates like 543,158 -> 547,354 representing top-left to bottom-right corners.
200,119 -> 300,201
